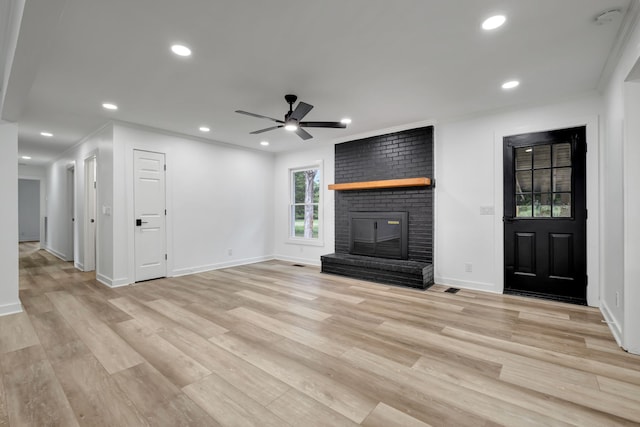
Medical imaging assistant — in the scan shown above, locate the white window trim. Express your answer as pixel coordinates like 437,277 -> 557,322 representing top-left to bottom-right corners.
287,161 -> 324,246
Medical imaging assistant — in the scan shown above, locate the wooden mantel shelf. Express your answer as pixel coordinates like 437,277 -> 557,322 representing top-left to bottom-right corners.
328,177 -> 431,191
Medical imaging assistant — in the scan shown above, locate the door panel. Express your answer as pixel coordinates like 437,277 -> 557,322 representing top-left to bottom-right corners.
504,127 -> 587,304
134,150 -> 166,282
514,232 -> 535,274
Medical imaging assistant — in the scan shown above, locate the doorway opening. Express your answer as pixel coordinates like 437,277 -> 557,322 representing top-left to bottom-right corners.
84,156 -> 97,272
18,179 -> 41,244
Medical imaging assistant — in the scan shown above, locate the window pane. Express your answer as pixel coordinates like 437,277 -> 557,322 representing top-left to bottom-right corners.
516,193 -> 532,217
516,171 -> 532,193
533,145 -> 551,169
515,147 -> 532,170
534,193 -> 552,217
533,169 -> 551,193
553,168 -> 571,192
293,204 -> 318,238
553,143 -> 571,167
553,193 -> 571,217
293,169 -> 320,204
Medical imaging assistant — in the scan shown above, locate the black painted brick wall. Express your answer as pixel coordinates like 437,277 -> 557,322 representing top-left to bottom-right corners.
334,126 -> 433,263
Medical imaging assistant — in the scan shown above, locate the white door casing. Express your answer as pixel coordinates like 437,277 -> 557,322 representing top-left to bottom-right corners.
134,150 -> 167,281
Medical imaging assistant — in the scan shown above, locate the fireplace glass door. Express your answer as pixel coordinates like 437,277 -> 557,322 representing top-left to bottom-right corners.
349,212 -> 408,260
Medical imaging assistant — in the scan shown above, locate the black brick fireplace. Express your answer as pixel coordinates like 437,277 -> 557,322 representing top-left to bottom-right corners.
321,126 -> 434,289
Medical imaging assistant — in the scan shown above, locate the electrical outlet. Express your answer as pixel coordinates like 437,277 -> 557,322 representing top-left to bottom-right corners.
227,248 -> 232,256
464,263 -> 472,273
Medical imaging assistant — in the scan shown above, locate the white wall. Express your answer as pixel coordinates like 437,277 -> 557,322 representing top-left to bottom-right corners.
18,165 -> 46,244
434,95 -> 602,306
112,124 -> 275,285
601,8 -> 640,353
0,122 -> 20,315
46,124 -> 114,282
273,144 -> 335,266
18,178 -> 40,241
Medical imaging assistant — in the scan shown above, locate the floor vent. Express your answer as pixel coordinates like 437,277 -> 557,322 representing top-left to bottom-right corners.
445,287 -> 460,294
292,264 -> 305,267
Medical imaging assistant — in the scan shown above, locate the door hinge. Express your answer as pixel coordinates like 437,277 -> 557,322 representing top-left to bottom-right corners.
164,164 -> 166,171
94,181 -> 96,188
165,209 -> 167,215
165,254 -> 167,260
586,209 -> 588,220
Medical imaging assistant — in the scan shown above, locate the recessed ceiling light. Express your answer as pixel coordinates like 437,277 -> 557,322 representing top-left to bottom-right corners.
525,148 -> 532,153
102,103 -> 118,110
40,131 -> 53,137
260,141 -> 269,146
199,126 -> 210,132
171,44 -> 192,57
501,80 -> 520,90
21,156 -> 32,160
482,15 -> 506,30
341,118 -> 352,125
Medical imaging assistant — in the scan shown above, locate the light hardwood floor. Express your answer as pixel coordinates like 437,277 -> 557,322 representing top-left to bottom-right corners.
1,242 -> 639,426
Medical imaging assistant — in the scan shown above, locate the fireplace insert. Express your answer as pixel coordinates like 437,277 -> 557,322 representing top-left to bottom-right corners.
349,211 -> 408,260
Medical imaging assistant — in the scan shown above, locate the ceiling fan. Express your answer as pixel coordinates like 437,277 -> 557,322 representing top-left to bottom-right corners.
235,94 -> 347,140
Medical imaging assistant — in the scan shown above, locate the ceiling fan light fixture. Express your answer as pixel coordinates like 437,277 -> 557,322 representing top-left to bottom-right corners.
341,118 -> 352,125
284,120 -> 298,131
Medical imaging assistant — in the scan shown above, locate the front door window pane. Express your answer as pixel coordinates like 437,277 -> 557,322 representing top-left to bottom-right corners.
516,194 -> 532,217
533,193 -> 552,217
533,169 -> 551,193
553,193 -> 571,217
553,168 -> 572,192
516,171 -> 532,193
553,143 -> 571,167
515,147 -> 532,170
533,145 -> 551,169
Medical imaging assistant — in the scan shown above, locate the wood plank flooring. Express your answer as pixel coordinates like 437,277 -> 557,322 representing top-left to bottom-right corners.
2,242 -> 640,426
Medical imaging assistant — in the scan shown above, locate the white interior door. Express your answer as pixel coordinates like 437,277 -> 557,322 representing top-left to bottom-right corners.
84,156 -> 97,271
134,150 -> 167,282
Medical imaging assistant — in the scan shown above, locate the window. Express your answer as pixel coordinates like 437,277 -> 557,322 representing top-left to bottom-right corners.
289,163 -> 322,242
514,142 -> 572,218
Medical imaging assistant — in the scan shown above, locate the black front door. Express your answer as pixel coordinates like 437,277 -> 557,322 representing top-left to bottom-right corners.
503,126 -> 587,304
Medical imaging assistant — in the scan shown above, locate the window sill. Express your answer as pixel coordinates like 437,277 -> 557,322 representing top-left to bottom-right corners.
286,238 -> 325,247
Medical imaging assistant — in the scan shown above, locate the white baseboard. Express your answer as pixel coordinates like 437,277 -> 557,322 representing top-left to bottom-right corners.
600,300 -> 623,347
434,275 -> 500,293
273,254 -> 321,267
74,261 -> 84,271
171,255 -> 275,277
45,247 -> 69,261
96,273 -> 131,288
0,302 -> 23,316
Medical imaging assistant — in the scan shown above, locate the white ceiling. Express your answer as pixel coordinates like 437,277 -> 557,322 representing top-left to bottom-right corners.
2,0 -> 633,165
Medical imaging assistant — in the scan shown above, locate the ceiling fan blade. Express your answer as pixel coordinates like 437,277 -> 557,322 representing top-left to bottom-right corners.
250,125 -> 283,134
295,127 -> 313,140
235,110 -> 284,123
300,121 -> 347,129
289,102 -> 313,121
